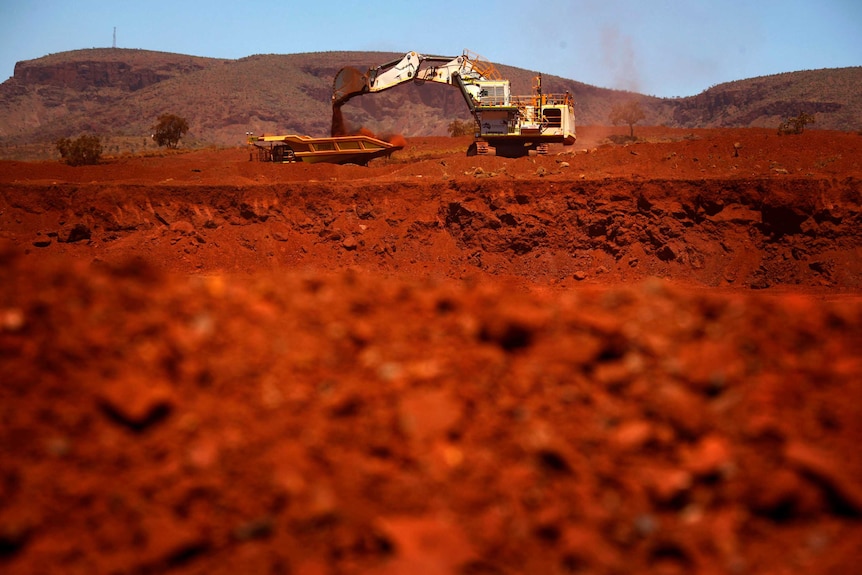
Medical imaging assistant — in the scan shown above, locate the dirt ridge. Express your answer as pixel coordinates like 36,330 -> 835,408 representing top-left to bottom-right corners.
3,175 -> 860,288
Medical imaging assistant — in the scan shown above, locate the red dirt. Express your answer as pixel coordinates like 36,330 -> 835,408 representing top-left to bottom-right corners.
1,126 -> 861,574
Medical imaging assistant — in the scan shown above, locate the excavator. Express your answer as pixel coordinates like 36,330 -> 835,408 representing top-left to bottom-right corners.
332,50 -> 576,157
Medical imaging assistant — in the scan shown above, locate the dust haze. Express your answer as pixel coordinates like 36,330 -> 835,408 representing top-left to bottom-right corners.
601,25 -> 641,92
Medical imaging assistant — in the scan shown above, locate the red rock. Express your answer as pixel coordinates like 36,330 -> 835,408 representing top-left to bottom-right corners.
137,510 -> 207,569
647,467 -> 693,504
97,378 -> 175,430
398,388 -> 461,442
612,420 -> 654,452
375,515 -> 476,575
785,441 -> 862,514
652,384 -> 711,439
685,434 -> 733,478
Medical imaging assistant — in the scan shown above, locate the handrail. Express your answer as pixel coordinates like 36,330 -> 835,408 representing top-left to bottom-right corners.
509,93 -> 573,107
463,49 -> 502,81
474,93 -> 574,108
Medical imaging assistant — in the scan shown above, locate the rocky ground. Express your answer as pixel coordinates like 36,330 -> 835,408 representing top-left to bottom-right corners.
1,126 -> 861,574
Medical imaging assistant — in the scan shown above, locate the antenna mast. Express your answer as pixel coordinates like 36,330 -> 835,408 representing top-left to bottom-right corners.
113,27 -> 117,49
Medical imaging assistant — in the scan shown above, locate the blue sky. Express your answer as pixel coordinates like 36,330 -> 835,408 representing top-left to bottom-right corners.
1,0 -> 859,97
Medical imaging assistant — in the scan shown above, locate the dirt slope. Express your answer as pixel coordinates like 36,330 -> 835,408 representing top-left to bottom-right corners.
1,127 -> 861,574
3,128 -> 861,288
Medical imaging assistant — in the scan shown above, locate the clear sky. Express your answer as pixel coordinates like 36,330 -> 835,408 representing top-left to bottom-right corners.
1,0 -> 859,97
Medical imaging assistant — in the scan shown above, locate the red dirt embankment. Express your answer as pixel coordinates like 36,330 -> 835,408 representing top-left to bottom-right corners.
1,127 -> 861,574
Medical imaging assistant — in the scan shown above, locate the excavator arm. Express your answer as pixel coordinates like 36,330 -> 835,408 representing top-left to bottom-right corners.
332,51 -> 489,107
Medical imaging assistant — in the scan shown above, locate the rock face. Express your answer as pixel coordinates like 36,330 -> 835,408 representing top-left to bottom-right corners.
671,83 -> 846,128
14,60 -> 168,91
0,50 -> 222,147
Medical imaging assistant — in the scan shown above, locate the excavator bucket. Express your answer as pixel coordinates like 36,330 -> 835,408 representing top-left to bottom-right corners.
332,67 -> 370,105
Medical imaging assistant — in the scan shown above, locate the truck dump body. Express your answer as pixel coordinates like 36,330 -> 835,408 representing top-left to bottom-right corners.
250,134 -> 402,165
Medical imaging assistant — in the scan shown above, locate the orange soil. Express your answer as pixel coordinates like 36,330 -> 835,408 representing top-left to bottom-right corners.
1,126 -> 861,574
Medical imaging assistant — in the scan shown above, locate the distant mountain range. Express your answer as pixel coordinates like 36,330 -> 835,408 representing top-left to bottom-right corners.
1,48 -> 859,158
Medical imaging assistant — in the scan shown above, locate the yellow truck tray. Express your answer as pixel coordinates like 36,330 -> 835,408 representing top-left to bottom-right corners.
250,133 -> 401,165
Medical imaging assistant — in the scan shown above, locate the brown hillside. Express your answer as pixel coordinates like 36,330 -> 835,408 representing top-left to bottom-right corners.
670,68 -> 862,130
0,48 -> 860,159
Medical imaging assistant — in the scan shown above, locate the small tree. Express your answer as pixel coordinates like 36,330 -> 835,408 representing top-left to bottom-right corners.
778,112 -> 815,135
55,135 -> 102,166
609,100 -> 646,138
447,119 -> 475,137
152,114 -> 189,148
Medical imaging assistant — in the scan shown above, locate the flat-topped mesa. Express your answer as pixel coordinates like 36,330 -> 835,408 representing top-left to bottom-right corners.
13,60 -> 166,91
11,49 -> 213,91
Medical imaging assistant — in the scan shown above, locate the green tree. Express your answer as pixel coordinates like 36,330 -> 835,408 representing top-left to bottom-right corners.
152,114 -> 189,148
609,100 -> 646,138
55,135 -> 102,166
778,112 -> 815,135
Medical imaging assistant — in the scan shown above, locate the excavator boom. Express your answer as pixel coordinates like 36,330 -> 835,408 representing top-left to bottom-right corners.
333,51 -> 482,106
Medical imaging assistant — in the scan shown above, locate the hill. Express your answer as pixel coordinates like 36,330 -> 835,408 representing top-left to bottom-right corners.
0,48 -> 860,158
667,67 -> 862,130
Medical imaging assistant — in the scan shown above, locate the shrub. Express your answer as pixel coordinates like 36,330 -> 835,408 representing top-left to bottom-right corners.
447,119 -> 475,137
778,112 -> 815,135
55,135 -> 102,166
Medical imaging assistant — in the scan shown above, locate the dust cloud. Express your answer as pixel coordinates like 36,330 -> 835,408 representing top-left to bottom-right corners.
601,25 -> 641,92
331,101 -> 405,148
331,103 -> 347,137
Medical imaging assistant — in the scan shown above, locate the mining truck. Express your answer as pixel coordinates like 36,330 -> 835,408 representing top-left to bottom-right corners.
332,50 -> 576,157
